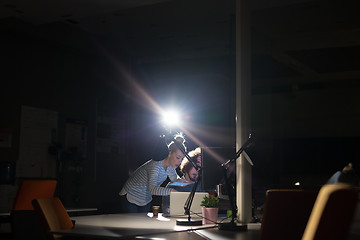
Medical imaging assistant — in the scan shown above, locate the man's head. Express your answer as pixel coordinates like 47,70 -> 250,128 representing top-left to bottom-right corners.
186,166 -> 198,182
180,159 -> 198,182
189,147 -> 202,167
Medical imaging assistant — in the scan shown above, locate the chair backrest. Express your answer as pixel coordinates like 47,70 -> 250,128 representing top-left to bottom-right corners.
32,197 -> 74,240
11,179 -> 57,240
260,189 -> 318,240
302,184 -> 358,240
13,179 -> 57,210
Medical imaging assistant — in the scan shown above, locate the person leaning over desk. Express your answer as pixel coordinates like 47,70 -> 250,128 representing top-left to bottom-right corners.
119,135 -> 188,213
162,147 -> 204,215
177,147 -> 202,191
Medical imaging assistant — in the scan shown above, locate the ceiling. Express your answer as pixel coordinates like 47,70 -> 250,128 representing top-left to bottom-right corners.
1,0 -> 360,93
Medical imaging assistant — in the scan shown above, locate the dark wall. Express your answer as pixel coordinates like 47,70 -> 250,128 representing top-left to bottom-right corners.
251,79 -> 360,189
0,19 -> 133,211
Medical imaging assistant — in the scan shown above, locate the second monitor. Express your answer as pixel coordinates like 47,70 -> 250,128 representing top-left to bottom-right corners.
201,147 -> 235,191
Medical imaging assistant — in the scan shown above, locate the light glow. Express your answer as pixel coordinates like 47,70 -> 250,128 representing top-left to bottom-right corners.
162,110 -> 180,127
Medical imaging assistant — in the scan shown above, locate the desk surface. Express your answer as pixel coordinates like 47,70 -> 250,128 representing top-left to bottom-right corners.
52,213 -> 261,239
0,207 -> 97,215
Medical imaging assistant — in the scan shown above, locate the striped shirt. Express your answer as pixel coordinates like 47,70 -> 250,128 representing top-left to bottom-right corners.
120,160 -> 178,206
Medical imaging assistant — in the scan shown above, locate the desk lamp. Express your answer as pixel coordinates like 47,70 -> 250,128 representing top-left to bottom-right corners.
217,134 -> 252,231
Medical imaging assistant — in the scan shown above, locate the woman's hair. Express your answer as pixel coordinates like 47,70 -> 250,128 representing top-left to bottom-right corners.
168,134 -> 186,153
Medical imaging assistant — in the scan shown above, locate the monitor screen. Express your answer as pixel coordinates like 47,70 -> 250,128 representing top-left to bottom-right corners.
201,147 -> 235,191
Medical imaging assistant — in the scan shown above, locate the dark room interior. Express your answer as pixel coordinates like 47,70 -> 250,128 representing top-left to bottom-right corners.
0,0 -> 359,238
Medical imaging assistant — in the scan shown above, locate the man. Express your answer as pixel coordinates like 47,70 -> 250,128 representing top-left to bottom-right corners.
161,148 -> 203,215
177,147 -> 202,191
180,158 -> 199,183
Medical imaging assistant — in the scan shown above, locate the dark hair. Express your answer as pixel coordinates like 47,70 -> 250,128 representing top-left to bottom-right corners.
168,134 -> 186,153
180,147 -> 201,174
180,159 -> 193,175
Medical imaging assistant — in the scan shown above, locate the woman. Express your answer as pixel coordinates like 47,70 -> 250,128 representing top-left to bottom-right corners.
119,135 -> 187,213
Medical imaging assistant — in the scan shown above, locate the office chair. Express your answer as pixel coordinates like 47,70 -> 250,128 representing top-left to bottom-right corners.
302,183 -> 358,240
11,179 -> 57,240
32,197 -> 74,240
259,189 -> 318,240
12,179 -> 57,210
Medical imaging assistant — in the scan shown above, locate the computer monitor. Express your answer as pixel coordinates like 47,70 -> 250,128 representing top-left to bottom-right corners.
201,147 -> 235,191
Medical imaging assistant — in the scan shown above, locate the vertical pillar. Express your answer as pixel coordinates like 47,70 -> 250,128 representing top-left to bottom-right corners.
235,0 -> 252,224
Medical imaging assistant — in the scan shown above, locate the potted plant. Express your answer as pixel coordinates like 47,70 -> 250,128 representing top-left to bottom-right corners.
200,193 -> 219,224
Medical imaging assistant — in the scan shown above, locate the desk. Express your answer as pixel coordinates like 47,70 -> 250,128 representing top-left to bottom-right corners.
52,213 -> 261,239
0,208 -> 98,216
0,213 -> 10,223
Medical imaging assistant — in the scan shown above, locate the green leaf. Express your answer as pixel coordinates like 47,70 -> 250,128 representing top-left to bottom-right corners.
200,194 -> 219,208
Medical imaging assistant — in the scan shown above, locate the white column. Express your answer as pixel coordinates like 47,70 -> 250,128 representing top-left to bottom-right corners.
235,0 -> 252,224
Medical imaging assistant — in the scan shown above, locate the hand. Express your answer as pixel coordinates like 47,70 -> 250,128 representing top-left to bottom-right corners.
176,179 -> 189,183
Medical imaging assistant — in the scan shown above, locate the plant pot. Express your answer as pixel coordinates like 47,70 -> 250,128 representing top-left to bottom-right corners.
201,207 -> 218,225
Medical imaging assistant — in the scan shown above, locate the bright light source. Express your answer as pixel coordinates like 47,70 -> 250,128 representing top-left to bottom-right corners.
162,110 -> 180,127
294,182 -> 300,186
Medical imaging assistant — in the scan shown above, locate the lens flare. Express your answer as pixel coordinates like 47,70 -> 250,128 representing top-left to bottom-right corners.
162,110 -> 180,127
